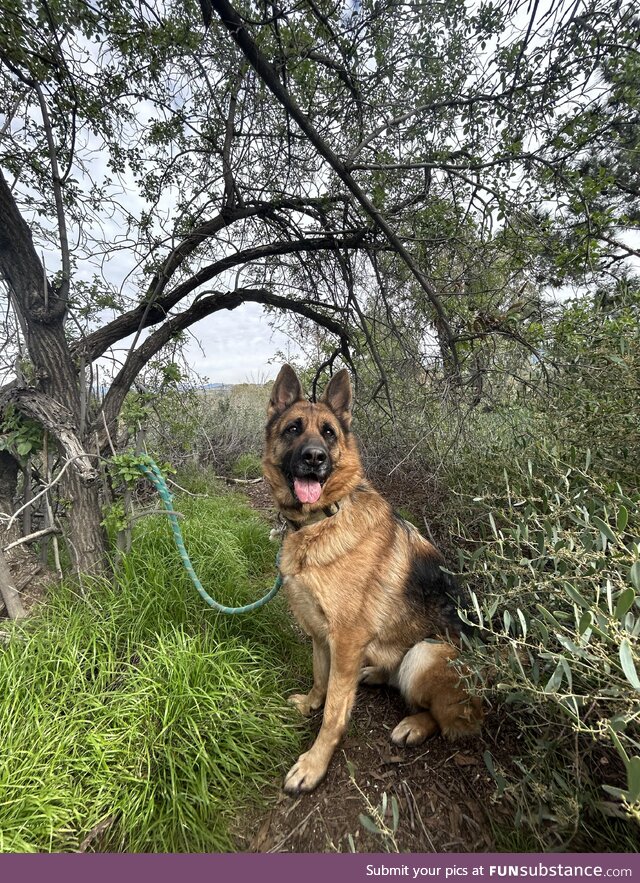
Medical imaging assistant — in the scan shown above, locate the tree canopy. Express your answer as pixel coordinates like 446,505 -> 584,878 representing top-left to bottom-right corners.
0,0 -> 638,567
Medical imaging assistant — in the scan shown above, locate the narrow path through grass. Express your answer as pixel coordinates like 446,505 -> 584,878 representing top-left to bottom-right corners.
0,487 -> 307,852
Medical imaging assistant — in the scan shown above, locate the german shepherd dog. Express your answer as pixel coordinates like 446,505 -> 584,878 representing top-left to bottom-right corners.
263,365 -> 483,794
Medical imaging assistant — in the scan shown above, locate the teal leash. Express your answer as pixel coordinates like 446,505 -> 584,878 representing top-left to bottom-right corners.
135,457 -> 282,614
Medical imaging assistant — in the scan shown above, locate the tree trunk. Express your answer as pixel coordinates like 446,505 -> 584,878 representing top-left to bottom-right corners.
0,451 -> 20,547
0,167 -> 108,575
63,470 -> 106,576
0,546 -> 26,619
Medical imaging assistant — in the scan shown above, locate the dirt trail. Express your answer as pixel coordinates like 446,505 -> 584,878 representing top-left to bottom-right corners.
235,686 -> 507,853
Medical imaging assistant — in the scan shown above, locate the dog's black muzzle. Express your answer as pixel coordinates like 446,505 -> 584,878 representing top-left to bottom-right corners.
291,441 -> 331,483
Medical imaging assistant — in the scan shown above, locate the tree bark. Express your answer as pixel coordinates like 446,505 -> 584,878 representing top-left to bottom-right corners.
0,451 -> 20,547
0,546 -> 26,619
0,168 -> 107,575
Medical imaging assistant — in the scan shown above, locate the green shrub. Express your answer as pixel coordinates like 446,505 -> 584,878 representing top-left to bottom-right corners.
457,447 -> 640,848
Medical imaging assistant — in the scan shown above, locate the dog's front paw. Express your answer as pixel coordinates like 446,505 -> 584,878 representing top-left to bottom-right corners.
283,751 -> 328,793
287,692 -> 323,716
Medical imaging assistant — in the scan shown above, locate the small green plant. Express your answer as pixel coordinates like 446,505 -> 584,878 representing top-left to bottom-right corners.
108,452 -> 175,486
0,406 -> 42,458
347,761 -> 400,852
232,452 -> 263,480
101,499 -> 127,540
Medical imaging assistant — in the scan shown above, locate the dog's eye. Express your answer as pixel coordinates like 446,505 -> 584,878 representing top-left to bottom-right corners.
323,425 -> 336,439
285,423 -> 300,434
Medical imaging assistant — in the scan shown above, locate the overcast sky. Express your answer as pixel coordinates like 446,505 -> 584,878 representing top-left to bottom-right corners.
181,303 -> 301,385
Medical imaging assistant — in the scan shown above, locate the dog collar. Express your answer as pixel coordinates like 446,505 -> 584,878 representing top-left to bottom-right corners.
283,501 -> 340,532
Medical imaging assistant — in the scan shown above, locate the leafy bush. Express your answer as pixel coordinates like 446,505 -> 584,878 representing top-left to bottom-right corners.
456,447 -> 640,847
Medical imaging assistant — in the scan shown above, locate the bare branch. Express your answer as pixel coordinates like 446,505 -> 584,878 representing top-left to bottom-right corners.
3,525 -> 61,552
208,0 -> 460,375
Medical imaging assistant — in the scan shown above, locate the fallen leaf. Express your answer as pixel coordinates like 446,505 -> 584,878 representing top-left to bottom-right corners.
454,754 -> 478,767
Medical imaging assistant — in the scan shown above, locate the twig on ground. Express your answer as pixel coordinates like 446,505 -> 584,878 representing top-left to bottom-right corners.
223,476 -> 263,484
402,780 -> 436,852
165,477 -> 209,497
422,516 -> 437,545
268,805 -> 319,853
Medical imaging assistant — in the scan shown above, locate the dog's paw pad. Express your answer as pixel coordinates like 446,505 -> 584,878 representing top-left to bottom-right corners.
283,752 -> 327,794
359,666 -> 387,685
391,713 -> 437,747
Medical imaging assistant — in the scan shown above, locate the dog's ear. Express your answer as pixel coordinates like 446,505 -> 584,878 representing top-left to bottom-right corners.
268,364 -> 304,418
320,368 -> 352,427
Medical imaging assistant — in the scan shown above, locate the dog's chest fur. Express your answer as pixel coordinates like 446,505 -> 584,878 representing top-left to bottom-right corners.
277,490 -> 422,653
278,493 -> 378,634
279,514 -> 354,638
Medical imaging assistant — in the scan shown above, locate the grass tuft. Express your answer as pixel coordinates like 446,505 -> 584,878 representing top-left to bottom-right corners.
0,489 -> 307,853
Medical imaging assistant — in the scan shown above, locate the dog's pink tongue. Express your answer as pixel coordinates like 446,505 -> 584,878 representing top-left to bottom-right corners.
294,478 -> 323,504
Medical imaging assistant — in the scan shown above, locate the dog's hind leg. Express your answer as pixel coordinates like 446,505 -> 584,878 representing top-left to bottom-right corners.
393,641 -> 483,743
288,636 -> 330,716
391,710 -> 438,746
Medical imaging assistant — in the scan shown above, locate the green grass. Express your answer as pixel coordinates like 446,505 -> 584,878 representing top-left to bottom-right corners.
0,489 -> 308,853
232,452 -> 263,480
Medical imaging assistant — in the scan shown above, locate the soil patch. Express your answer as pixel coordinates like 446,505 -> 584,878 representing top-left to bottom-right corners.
234,687 -> 508,853
237,479 -> 274,515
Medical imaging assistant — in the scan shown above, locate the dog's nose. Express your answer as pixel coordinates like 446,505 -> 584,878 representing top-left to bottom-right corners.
301,446 -> 327,467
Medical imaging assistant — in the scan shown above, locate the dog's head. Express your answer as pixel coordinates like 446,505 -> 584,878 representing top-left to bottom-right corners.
263,365 -> 362,512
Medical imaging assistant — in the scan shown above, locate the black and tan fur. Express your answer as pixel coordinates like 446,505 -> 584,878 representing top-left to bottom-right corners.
263,365 -> 483,793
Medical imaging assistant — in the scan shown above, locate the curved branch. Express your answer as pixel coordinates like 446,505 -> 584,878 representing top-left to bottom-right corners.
139,196 -> 348,312
96,287 -> 351,442
77,230 -> 366,362
124,196 -> 348,359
